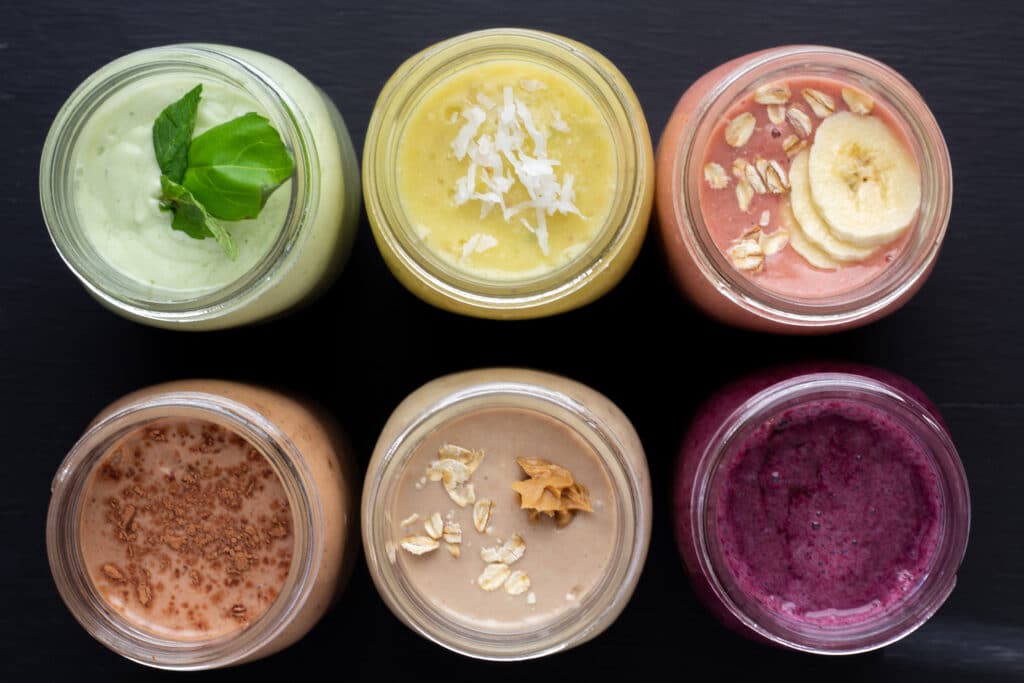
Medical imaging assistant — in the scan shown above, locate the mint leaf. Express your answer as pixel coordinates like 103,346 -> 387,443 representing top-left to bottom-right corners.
160,175 -> 238,259
152,85 -> 202,183
182,112 -> 295,221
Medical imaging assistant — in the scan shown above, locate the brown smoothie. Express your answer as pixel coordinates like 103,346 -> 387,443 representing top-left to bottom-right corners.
80,419 -> 294,640
392,406 -> 618,632
53,379 -> 358,665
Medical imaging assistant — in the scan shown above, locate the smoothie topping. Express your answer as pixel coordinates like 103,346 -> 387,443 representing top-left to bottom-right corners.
504,570 -> 532,596
424,512 -> 444,540
152,85 -> 295,258
726,225 -> 790,272
736,179 -> 754,213
782,134 -> 807,158
802,88 -> 836,118
511,457 -> 593,527
704,162 -> 730,189
460,233 -> 499,261
730,157 -> 790,213
426,443 -> 485,507
450,83 -> 582,256
400,535 -> 440,555
401,510 -> 464,557
477,562 -> 512,591
481,533 -> 527,564
786,106 -> 814,137
478,534 -> 531,595
754,84 -> 791,105
725,112 -> 756,148
443,521 -> 463,544
842,87 -> 875,114
473,498 -> 495,533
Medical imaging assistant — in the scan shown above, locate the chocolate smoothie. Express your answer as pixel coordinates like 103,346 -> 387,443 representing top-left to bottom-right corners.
80,419 -> 293,640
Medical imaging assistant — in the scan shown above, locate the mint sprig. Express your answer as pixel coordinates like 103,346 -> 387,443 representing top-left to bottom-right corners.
160,176 -> 237,259
153,84 -> 201,183
152,86 -> 295,258
183,113 -> 296,220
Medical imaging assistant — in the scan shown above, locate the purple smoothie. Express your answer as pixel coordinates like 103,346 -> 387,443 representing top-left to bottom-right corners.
674,363 -> 968,651
716,398 -> 942,625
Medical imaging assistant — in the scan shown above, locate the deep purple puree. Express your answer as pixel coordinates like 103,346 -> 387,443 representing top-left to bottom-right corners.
717,398 -> 942,625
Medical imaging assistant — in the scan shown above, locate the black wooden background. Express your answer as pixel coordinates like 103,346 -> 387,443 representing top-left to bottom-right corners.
3,0 -> 1023,679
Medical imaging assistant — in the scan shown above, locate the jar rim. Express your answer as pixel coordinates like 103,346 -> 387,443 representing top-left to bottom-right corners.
361,372 -> 651,659
362,28 -> 653,318
45,389 -> 324,669
38,44 -> 320,325
671,45 -> 953,329
690,372 -> 970,653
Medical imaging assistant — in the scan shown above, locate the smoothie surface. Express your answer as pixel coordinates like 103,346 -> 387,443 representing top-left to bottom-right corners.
717,398 -> 941,624
73,76 -> 289,297
699,76 -> 918,299
396,60 -> 616,280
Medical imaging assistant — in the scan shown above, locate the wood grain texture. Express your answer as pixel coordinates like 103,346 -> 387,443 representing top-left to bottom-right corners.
2,0 -> 1023,678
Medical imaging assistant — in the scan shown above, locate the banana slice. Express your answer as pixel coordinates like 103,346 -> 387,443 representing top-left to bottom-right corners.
777,196 -> 841,270
808,111 -> 921,247
789,151 -> 877,262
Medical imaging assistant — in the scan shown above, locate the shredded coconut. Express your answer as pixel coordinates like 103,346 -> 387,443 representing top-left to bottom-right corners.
461,233 -> 499,260
449,83 -> 580,256
551,110 -> 570,133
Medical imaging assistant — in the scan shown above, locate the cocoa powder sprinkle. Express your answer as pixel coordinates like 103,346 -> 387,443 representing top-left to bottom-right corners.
86,420 -> 294,634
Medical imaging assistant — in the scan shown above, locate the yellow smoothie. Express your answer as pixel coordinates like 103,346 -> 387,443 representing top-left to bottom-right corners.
396,60 -> 617,280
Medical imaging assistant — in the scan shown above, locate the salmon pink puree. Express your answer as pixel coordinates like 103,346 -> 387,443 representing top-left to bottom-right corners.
700,77 -> 916,299
655,46 -> 952,334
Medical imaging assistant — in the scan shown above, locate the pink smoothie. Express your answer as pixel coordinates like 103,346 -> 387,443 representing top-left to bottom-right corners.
655,46 -> 951,334
699,77 -> 917,299
717,398 -> 941,624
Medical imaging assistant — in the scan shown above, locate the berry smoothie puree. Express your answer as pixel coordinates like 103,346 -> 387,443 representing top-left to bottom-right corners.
674,364 -> 969,651
717,399 -> 940,625
700,77 -> 918,299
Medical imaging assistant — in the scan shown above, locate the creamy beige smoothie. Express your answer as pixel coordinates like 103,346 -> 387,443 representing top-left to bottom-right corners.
392,407 -> 617,631
364,368 -> 652,659
80,419 -> 293,640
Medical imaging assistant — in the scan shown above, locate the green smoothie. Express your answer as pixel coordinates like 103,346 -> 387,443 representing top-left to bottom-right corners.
72,76 -> 289,297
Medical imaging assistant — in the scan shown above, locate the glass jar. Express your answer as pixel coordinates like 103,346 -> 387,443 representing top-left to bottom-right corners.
674,365 -> 970,653
46,380 -> 357,669
39,44 -> 361,330
655,46 -> 953,333
363,29 -> 654,319
362,368 -> 652,659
